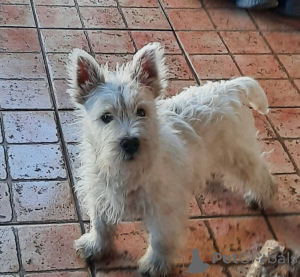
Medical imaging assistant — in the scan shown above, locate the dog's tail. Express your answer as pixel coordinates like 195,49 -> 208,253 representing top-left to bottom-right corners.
226,77 -> 269,114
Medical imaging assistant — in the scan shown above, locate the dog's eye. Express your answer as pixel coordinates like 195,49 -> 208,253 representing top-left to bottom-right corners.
101,113 -> 113,124
137,109 -> 146,117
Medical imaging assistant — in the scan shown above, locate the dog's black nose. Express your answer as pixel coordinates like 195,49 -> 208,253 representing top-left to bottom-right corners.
120,137 -> 140,156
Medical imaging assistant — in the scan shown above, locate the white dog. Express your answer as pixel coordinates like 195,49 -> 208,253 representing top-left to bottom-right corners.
67,43 -> 277,276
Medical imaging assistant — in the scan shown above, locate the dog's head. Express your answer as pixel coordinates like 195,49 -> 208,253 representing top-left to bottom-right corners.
67,43 -> 167,172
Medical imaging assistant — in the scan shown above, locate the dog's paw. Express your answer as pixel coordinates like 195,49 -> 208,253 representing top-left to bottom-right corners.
74,233 -> 110,260
138,252 -> 171,277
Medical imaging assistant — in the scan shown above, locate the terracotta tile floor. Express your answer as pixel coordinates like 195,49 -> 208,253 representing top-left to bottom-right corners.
0,0 -> 299,276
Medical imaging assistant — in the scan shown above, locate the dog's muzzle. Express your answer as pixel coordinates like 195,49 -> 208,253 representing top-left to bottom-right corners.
120,137 -> 140,160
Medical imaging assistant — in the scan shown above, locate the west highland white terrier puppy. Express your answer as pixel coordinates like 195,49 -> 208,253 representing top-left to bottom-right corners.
67,43 -> 277,276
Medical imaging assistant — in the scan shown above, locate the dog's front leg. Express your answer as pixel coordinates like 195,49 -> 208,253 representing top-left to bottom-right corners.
139,212 -> 185,277
75,211 -> 116,260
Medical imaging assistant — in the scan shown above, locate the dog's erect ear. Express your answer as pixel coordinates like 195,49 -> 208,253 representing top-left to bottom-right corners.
131,42 -> 167,98
67,49 -> 105,105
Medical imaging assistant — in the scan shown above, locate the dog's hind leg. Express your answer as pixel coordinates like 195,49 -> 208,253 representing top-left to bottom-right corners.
74,209 -> 116,260
223,146 -> 277,210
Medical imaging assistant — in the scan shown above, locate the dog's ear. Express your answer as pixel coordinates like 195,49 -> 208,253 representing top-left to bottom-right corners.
67,49 -> 105,105
131,42 -> 167,98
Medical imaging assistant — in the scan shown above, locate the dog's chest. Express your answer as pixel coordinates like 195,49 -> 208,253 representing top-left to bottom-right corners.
122,186 -> 150,219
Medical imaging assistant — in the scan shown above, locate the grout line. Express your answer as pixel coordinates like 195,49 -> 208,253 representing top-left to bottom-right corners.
29,0 -> 88,246
13,227 -> 25,277
266,115 -> 300,175
1,212 -> 300,227
0,76 -> 297,81
72,0 -> 96,58
157,0 -> 202,85
196,189 -> 232,277
38,2 -> 96,276
20,268 -> 88,274
3,50 -> 300,55
245,9 -> 300,238
245,11 -> 300,176
1,112 -> 25,277
246,10 -> 300,103
115,0 -> 139,52
201,6 -> 244,77
262,210 -> 278,240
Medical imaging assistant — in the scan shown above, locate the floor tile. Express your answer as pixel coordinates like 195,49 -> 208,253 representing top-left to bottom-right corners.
177,31 -> 227,54
189,197 -> 201,217
0,28 -> 40,52
0,5 -> 35,27
34,0 -> 74,5
80,7 -> 125,28
88,31 -> 135,53
95,221 -> 148,268
0,53 -> 46,79
220,31 -> 271,54
36,6 -> 82,28
278,54 -> 300,78
190,55 -> 240,79
268,108 -> 300,138
234,55 -> 287,79
266,174 -> 300,214
166,80 -> 196,96
131,31 -> 181,54
165,55 -> 193,80
0,80 -> 52,110
268,215 -> 300,254
179,219 -> 216,263
41,30 -> 89,53
119,0 -> 158,7
263,32 -> 300,54
53,79 -> 75,109
122,8 -> 170,29
0,227 -> 19,273
96,270 -> 140,277
77,0 -> 116,6
8,144 -> 67,180
228,264 -> 250,277
47,53 -> 69,79
200,179 -> 260,216
13,181 -> 77,222
18,223 -> 85,271
209,217 -> 274,259
208,9 -> 256,30
203,0 -> 235,8
259,80 -> 300,107
294,79 -> 300,91
0,147 -> 7,180
171,265 -> 227,277
95,54 -> 134,70
26,271 -> 89,277
262,140 -> 295,173
59,111 -> 80,143
0,0 -> 28,3
3,111 -> 58,143
161,0 -> 202,8
253,111 -> 275,139
250,10 -> 300,31
167,9 -> 214,30
0,182 -> 12,222
285,139 -> 300,169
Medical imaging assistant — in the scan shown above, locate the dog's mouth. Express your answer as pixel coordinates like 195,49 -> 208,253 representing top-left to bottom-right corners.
123,153 -> 138,162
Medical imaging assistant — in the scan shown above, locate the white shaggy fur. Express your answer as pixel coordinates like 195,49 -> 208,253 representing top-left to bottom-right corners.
67,43 -> 277,276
